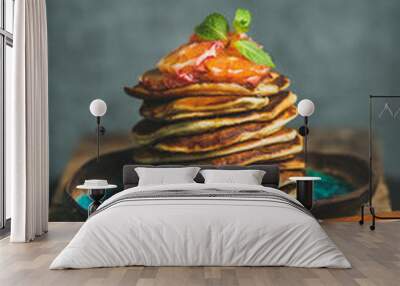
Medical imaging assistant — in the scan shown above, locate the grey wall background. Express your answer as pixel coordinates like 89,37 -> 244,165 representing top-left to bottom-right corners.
47,0 -> 400,185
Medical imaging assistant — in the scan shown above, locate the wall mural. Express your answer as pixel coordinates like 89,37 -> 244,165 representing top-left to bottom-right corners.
47,1 -> 400,221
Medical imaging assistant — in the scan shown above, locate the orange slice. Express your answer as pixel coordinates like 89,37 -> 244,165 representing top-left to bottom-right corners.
203,54 -> 269,85
157,41 -> 225,80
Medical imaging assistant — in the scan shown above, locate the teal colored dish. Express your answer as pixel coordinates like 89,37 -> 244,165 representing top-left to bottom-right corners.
306,168 -> 354,201
76,192 -> 114,211
76,194 -> 92,210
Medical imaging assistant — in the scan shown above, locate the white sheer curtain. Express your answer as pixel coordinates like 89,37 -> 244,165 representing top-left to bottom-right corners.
7,0 -> 49,242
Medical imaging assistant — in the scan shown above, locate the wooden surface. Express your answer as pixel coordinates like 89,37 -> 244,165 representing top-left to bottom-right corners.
1,222 -> 400,286
50,134 -> 133,221
52,133 -> 132,205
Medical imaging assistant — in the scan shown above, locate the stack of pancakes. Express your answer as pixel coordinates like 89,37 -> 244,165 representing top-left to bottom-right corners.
125,66 -> 304,187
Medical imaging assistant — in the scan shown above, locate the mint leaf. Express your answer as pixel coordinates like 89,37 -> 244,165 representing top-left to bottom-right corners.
233,8 -> 252,33
234,40 -> 275,68
195,13 -> 229,40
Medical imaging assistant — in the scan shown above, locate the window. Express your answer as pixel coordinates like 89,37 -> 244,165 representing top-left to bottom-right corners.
0,0 -> 14,230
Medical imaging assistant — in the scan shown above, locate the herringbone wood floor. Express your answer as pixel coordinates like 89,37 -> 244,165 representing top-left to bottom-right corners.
0,222 -> 399,286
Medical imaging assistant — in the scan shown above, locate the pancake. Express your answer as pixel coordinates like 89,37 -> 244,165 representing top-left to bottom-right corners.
199,135 -> 303,166
131,91 -> 297,147
280,170 -> 306,189
133,128 -> 298,164
266,157 -> 305,170
155,106 -> 297,153
277,158 -> 304,170
140,95 -> 270,121
138,68 -> 277,92
124,71 -> 289,100
252,155 -> 305,171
